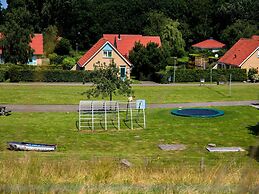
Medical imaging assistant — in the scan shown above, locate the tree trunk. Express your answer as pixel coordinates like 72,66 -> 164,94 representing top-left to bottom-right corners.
109,92 -> 112,101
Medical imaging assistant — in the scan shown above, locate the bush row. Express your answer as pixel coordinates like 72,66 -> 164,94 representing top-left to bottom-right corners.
6,69 -> 91,82
153,69 -> 247,83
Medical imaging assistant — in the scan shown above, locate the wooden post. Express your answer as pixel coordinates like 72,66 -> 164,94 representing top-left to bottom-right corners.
200,157 -> 205,172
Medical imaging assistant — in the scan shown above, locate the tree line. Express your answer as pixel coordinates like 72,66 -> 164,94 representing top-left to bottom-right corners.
0,0 -> 258,50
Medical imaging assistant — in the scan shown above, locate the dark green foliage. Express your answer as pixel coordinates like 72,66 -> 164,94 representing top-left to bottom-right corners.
248,68 -> 258,82
54,38 -> 72,55
0,7 -> 34,64
221,20 -> 259,47
129,42 -> 166,80
154,69 -> 247,83
2,0 -> 258,53
0,70 -> 7,82
85,62 -> 132,101
8,69 -> 91,82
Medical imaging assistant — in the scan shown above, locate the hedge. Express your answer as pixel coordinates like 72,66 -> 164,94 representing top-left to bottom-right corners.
9,69 -> 92,82
153,69 -> 247,83
0,70 -> 8,82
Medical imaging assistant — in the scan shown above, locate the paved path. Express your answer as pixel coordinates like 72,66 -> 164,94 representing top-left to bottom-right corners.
1,100 -> 258,112
0,82 -> 259,87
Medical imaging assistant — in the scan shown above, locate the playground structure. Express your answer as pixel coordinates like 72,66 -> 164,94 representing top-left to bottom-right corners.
171,108 -> 224,118
78,100 -> 146,131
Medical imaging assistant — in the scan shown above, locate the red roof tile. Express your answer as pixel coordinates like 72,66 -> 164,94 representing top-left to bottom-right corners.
0,33 -> 44,55
251,35 -> 259,40
218,38 -> 259,67
30,34 -> 44,55
192,39 -> 225,49
77,38 -> 108,67
103,34 -> 161,57
77,38 -> 131,67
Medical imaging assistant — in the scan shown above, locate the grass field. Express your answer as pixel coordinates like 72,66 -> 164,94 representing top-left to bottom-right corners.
0,106 -> 259,192
1,83 -> 259,193
0,84 -> 258,104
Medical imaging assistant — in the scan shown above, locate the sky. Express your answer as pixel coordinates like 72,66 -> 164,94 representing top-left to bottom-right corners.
0,0 -> 7,9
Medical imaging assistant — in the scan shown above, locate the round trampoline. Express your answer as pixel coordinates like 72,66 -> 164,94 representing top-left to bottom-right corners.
171,108 -> 224,118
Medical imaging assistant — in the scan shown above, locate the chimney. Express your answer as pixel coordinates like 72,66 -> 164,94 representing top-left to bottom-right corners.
114,37 -> 117,48
118,34 -> 121,40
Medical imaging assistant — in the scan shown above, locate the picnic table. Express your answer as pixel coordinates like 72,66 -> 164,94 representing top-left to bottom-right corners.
0,106 -> 11,116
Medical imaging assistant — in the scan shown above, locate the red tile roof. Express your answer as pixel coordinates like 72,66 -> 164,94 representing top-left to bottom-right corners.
0,33 -> 44,55
30,34 -> 44,55
103,34 -> 161,57
218,37 -> 259,67
251,35 -> 259,40
77,38 -> 108,67
77,38 -> 131,67
192,39 -> 225,49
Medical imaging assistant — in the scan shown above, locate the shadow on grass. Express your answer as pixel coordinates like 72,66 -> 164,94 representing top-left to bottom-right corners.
248,146 -> 259,162
247,123 -> 259,162
206,86 -> 229,97
247,123 -> 259,136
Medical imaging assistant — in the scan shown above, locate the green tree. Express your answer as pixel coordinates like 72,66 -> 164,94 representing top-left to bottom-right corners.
161,20 -> 186,57
0,7 -> 34,64
129,42 -> 165,80
221,20 -> 259,47
54,38 -> 72,55
143,11 -> 185,57
86,62 -> 132,101
43,25 -> 58,56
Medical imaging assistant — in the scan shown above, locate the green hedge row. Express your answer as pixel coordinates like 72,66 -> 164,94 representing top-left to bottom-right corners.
0,70 -> 8,82
8,69 -> 92,82
153,69 -> 247,83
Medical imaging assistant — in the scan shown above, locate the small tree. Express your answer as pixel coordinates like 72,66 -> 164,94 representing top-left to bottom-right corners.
85,62 -> 132,101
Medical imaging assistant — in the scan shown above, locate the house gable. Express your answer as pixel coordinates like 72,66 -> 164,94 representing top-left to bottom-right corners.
241,47 -> 259,70
218,37 -> 259,67
77,39 -> 131,69
103,34 -> 161,57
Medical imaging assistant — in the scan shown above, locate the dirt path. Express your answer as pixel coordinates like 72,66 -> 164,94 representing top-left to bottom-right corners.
1,100 -> 258,112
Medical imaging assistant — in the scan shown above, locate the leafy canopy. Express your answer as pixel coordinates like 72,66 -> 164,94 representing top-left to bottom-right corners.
85,62 -> 132,101
0,7 -> 34,64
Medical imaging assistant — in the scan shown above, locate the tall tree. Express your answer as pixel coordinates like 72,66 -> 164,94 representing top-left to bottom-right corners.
129,42 -> 165,80
221,20 -> 259,47
143,11 -> 185,57
85,62 -> 132,101
0,7 -> 34,64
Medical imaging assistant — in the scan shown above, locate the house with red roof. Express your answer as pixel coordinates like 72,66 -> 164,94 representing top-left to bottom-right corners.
0,33 -> 44,65
76,34 -> 161,78
192,38 -> 225,53
218,35 -> 259,71
190,38 -> 226,69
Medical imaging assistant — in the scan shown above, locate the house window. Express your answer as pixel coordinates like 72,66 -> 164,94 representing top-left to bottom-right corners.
103,50 -> 112,58
28,56 -> 37,65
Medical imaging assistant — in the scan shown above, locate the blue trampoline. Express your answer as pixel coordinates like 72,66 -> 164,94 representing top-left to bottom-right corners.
171,108 -> 224,118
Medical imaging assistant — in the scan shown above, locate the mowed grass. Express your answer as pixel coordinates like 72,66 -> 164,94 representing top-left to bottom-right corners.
0,84 -> 258,104
0,106 -> 258,163
0,106 -> 259,192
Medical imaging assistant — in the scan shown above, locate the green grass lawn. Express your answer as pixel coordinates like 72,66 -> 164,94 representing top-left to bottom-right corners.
0,106 -> 258,164
0,106 -> 259,192
0,84 -> 258,104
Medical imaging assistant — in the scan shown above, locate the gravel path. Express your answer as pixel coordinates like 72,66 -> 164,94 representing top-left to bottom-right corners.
1,100 -> 258,112
0,82 -> 258,87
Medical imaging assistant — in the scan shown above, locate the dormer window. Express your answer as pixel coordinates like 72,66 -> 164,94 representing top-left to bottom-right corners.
103,50 -> 112,58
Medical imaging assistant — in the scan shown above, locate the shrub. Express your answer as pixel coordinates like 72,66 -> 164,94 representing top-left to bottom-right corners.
62,57 -> 76,70
9,69 -> 91,82
154,69 -> 247,83
0,70 -> 7,82
248,68 -> 258,82
54,38 -> 72,55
